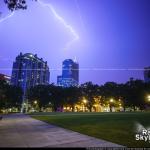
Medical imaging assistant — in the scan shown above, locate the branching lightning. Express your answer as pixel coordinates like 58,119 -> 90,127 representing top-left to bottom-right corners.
38,0 -> 79,50
0,0 -> 79,50
0,11 -> 15,23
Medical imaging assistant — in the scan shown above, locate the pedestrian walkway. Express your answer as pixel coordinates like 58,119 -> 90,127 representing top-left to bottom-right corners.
0,113 -> 124,147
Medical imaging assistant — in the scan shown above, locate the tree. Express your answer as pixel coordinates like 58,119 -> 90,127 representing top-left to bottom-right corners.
116,83 -> 129,111
125,79 -> 146,111
144,82 -> 150,108
4,0 -> 28,11
45,84 -> 66,112
100,82 -> 120,112
101,82 -> 119,99
3,0 -> 38,11
0,79 -> 23,112
81,82 -> 99,112
7,85 -> 23,110
27,84 -> 50,111
28,84 -> 67,112
63,86 -> 81,112
0,80 -> 8,111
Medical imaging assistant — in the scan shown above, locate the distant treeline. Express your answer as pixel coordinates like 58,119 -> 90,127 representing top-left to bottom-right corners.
0,79 -> 150,112
27,80 -> 150,112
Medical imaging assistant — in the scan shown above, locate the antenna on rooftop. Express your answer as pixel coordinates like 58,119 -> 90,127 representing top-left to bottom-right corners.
74,56 -> 77,63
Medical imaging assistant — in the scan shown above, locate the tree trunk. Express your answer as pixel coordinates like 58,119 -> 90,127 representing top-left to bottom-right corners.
53,106 -> 57,112
89,105 -> 92,112
110,106 -> 112,112
133,106 -> 136,111
109,104 -> 112,112
123,106 -> 126,112
71,105 -> 75,112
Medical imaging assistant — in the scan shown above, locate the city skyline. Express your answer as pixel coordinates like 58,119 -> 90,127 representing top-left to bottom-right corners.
0,0 -> 150,85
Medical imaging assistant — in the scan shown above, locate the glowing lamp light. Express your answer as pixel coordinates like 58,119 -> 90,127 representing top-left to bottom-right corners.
34,101 -> 37,104
83,99 -> 87,104
110,99 -> 114,103
147,95 -> 150,102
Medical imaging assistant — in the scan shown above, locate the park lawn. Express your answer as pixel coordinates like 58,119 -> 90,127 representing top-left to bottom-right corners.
30,112 -> 150,147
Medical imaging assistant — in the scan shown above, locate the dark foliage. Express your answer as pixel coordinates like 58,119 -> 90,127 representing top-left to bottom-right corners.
27,79 -> 150,112
0,79 -> 23,111
4,0 -> 37,11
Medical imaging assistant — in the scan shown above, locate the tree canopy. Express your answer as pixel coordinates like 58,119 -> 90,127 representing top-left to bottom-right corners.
4,0 -> 37,11
0,79 -> 23,112
1,77 -> 150,113
27,79 -> 150,112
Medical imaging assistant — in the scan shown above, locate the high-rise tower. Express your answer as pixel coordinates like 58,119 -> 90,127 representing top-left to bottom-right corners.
11,53 -> 50,112
57,59 -> 79,87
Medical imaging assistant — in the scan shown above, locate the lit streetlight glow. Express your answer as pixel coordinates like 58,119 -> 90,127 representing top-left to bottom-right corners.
110,99 -> 114,103
147,95 -> 150,102
34,101 -> 37,104
83,99 -> 87,104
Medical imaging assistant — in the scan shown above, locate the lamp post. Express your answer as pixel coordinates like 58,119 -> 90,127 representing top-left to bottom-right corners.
33,100 -> 38,112
109,98 -> 114,112
147,95 -> 150,102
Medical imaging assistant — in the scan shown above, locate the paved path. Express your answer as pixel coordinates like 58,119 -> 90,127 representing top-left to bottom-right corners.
0,114 -> 124,147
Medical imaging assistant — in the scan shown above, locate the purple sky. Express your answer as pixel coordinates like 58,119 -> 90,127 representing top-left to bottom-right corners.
0,0 -> 150,85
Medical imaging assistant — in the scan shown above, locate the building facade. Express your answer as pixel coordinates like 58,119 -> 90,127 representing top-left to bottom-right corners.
144,67 -> 150,83
11,53 -> 50,111
57,59 -> 79,87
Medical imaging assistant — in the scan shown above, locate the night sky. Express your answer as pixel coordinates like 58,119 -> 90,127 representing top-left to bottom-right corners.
0,0 -> 150,85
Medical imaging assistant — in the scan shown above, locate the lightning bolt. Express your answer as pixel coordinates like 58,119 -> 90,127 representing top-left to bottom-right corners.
38,0 -> 79,50
0,0 -> 79,50
0,11 -> 15,23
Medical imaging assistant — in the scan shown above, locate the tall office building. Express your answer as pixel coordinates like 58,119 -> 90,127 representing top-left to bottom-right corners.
11,53 -> 50,111
57,59 -> 79,87
144,67 -> 150,83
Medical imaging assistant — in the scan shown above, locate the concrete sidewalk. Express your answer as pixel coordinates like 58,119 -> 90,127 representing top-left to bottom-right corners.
0,113 -> 124,147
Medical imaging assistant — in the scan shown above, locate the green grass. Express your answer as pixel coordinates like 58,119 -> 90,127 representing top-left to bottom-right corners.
30,112 -> 150,147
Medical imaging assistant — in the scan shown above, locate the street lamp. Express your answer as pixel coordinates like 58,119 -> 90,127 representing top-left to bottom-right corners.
33,100 -> 38,112
82,98 -> 87,112
110,99 -> 114,103
83,99 -> 87,104
109,98 -> 114,112
34,100 -> 37,104
147,95 -> 150,102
